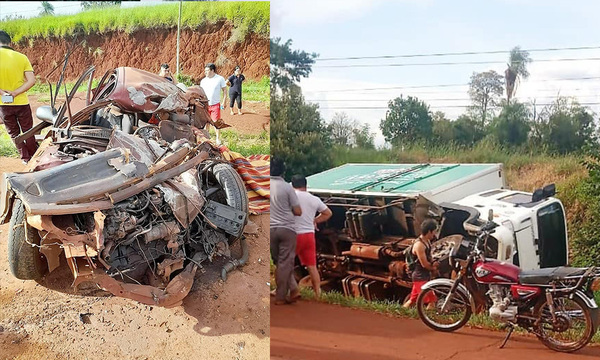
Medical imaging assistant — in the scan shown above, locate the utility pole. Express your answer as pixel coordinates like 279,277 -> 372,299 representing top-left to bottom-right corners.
176,0 -> 182,76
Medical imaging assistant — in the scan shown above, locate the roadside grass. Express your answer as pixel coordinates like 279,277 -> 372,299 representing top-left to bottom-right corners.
1,2 -> 270,43
299,288 -> 600,344
219,128 -> 269,156
29,78 -> 101,96
0,128 -> 19,157
243,76 -> 270,103
0,127 -> 268,159
30,76 -> 268,104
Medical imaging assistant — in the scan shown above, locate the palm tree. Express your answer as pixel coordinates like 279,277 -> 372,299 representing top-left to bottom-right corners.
505,46 -> 532,103
39,1 -> 55,16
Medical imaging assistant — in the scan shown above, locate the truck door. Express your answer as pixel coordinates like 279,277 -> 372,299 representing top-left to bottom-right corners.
537,202 -> 568,268
514,219 -> 539,270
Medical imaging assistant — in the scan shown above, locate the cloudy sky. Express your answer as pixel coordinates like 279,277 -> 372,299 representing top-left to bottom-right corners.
271,0 -> 600,147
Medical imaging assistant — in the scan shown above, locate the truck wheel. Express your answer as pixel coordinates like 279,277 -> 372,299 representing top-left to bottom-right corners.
8,199 -> 47,280
209,163 -> 249,244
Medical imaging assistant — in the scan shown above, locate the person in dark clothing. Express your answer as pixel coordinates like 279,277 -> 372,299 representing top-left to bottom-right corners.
158,64 -> 177,84
227,66 -> 245,115
403,218 -> 440,308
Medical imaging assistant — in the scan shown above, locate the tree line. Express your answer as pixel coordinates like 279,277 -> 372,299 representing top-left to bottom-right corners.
271,39 -> 599,179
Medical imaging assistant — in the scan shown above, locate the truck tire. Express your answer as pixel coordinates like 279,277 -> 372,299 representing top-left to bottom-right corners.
8,199 -> 47,280
210,163 -> 249,244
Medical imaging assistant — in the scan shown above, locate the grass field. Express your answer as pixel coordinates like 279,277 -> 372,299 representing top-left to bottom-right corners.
29,75 -> 269,103
0,2 -> 269,43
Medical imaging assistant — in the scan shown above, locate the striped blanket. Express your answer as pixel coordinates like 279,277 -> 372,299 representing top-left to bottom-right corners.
220,150 -> 270,214
193,132 -> 269,214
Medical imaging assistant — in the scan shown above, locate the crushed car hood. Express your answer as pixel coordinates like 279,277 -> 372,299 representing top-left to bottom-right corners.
3,131 -> 207,222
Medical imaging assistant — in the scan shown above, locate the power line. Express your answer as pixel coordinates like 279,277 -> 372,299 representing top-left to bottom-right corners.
317,46 -> 600,61
307,96 -> 600,102
318,103 -> 600,110
313,57 -> 600,69
324,88 -> 600,96
308,76 -> 600,93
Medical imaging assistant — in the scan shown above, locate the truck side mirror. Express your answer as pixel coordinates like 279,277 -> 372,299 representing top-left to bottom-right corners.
488,209 -> 494,221
532,188 -> 544,202
543,183 -> 556,198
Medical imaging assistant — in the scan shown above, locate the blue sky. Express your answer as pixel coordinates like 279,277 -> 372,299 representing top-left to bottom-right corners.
272,0 -> 600,147
0,1 -> 173,19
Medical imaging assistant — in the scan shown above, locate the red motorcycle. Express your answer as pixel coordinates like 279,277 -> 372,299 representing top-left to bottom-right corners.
416,216 -> 600,352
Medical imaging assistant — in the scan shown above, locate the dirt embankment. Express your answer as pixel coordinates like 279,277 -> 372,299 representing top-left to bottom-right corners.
14,23 -> 268,83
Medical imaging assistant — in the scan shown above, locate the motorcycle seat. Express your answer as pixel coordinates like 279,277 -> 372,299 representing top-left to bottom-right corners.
519,267 -> 588,285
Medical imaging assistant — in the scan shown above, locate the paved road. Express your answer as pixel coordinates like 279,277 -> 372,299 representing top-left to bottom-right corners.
271,299 -> 600,360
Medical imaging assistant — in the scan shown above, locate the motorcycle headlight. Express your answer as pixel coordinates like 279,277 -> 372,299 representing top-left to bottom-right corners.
591,278 -> 600,291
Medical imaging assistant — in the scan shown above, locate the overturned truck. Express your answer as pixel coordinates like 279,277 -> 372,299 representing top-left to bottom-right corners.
305,163 -> 568,302
0,65 -> 248,307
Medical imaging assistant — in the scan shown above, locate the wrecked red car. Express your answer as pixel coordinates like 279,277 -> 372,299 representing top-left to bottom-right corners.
0,65 -> 248,307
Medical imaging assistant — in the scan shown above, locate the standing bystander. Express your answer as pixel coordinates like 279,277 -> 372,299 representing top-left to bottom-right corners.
0,30 -> 38,164
200,63 -> 227,145
226,66 -> 245,116
270,157 -> 302,305
291,175 -> 332,298
403,218 -> 440,307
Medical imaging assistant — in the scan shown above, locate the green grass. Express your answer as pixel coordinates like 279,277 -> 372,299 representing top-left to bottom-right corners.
28,76 -> 268,104
0,127 -> 268,159
243,76 -> 270,103
1,2 -> 270,43
299,288 -> 600,344
219,128 -> 269,156
29,78 -> 101,96
0,128 -> 19,157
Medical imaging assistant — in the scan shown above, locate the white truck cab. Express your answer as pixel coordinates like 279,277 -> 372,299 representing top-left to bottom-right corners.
453,187 -> 568,270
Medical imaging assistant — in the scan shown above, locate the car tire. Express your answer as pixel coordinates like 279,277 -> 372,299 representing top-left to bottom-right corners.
210,163 -> 249,244
8,199 -> 47,280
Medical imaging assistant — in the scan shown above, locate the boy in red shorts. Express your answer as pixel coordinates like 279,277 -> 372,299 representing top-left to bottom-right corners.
291,175 -> 332,298
200,63 -> 227,145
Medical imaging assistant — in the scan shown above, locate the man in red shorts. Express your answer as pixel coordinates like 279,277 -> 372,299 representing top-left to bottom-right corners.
200,63 -> 227,145
291,175 -> 332,298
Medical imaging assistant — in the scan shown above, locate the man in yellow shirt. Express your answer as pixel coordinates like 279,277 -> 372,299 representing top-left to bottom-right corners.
0,30 -> 38,163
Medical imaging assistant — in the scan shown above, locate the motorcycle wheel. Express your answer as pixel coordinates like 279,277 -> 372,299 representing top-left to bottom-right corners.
208,163 -> 249,244
417,283 -> 472,332
8,199 -> 48,280
534,295 -> 595,352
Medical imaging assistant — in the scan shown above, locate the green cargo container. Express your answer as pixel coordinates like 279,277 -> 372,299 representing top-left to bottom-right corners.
306,163 -> 505,203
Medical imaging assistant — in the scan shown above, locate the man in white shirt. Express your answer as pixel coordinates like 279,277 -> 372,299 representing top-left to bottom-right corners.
292,175 -> 332,298
200,63 -> 227,145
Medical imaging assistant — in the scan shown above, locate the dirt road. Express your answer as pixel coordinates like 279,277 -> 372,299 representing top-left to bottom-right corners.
271,300 -> 600,360
0,159 -> 270,360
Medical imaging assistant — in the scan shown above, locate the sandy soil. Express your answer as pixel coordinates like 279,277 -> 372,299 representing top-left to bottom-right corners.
0,103 -> 271,359
271,300 -> 600,360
